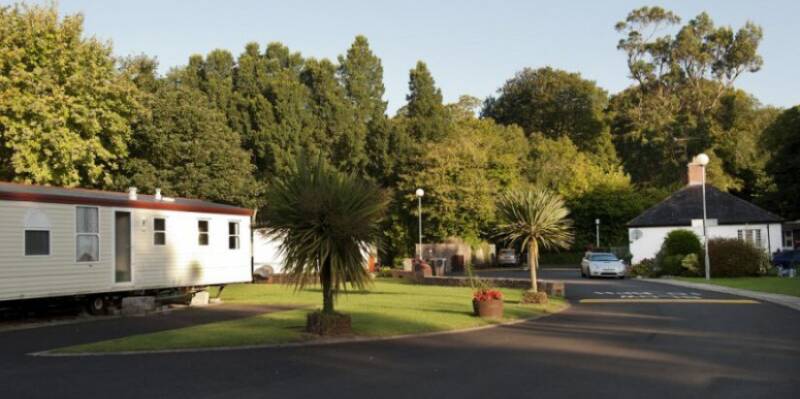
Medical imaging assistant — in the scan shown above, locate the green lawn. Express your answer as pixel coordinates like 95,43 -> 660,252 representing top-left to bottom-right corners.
676,277 -> 800,297
55,279 -> 567,354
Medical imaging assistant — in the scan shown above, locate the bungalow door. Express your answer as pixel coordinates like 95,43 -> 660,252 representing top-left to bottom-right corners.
114,211 -> 132,283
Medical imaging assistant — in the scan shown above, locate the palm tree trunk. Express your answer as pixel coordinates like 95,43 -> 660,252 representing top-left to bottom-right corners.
529,241 -> 538,292
321,258 -> 334,314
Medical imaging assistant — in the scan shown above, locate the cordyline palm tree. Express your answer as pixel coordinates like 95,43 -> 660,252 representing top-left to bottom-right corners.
495,188 -> 574,293
258,156 -> 387,315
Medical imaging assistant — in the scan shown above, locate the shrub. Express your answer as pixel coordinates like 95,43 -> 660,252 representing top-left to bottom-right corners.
377,267 -> 393,278
708,238 -> 768,277
655,230 -> 702,276
630,258 -> 656,277
663,230 -> 702,258
681,253 -> 701,276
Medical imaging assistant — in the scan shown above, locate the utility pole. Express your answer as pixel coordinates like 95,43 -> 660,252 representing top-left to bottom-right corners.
415,188 -> 424,259
595,218 -> 600,249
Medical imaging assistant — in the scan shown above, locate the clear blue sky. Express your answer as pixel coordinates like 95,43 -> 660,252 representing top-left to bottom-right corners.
14,0 -> 800,113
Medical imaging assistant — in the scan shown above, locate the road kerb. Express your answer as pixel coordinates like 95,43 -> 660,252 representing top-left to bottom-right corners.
642,278 -> 800,312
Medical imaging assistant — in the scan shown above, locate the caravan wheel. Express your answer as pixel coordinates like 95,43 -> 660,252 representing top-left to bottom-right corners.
87,296 -> 108,315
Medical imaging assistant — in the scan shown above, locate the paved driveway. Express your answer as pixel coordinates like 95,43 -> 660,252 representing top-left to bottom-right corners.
1,270 -> 798,399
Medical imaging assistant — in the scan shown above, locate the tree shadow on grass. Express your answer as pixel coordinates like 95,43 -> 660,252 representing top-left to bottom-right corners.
302,288 -> 397,296
346,310 -> 467,336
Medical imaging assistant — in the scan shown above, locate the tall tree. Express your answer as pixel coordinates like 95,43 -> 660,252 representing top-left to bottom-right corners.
482,67 -> 610,152
0,3 -> 141,187
611,7 -> 764,187
405,61 -> 450,142
301,58 -> 362,173
527,134 -> 631,198
120,84 -> 259,207
230,43 -> 278,182
338,36 -> 390,183
762,106 -> 800,220
399,117 -> 528,243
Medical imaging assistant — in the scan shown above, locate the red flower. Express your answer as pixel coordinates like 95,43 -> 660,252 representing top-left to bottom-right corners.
473,289 -> 503,302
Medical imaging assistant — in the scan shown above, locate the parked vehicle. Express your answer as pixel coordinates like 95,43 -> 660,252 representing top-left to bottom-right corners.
0,182 -> 252,314
497,248 -> 518,266
581,252 -> 626,279
773,250 -> 800,275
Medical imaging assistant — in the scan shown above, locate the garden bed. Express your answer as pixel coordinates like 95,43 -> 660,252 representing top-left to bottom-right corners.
51,279 -> 567,354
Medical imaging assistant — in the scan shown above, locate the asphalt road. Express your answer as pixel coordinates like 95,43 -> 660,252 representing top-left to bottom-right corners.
1,270 -> 798,399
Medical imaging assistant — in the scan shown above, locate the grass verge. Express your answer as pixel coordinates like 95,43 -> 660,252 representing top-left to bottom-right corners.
676,277 -> 800,297
54,279 -> 567,354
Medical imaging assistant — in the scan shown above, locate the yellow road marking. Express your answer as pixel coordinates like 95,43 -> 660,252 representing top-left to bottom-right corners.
580,299 -> 759,304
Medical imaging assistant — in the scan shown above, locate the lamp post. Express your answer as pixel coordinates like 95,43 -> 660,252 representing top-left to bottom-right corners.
415,188 -> 424,259
595,218 -> 600,249
696,153 -> 711,280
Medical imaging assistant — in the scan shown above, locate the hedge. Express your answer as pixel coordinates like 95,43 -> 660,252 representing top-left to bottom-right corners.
707,238 -> 768,277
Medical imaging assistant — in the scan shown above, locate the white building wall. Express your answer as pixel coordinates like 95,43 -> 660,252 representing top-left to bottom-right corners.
0,200 -> 251,302
629,223 -> 783,264
252,229 -> 286,273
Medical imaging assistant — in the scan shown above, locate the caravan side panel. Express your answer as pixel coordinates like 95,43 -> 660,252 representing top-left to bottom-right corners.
130,208 -> 251,288
0,200 -> 114,301
0,200 -> 251,302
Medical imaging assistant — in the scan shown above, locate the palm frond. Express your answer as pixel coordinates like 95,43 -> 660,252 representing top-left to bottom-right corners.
495,188 -> 574,252
258,155 -> 388,295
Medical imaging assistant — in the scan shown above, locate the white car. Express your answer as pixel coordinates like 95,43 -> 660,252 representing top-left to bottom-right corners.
581,252 -> 626,279
497,248 -> 518,266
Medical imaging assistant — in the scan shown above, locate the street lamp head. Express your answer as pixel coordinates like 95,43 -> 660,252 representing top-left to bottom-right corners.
695,153 -> 710,166
415,188 -> 425,197
595,218 -> 600,225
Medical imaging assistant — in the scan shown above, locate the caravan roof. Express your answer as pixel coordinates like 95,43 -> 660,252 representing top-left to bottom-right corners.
0,181 -> 252,216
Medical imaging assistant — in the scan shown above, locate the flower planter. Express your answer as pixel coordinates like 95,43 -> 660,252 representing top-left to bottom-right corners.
473,298 -> 504,319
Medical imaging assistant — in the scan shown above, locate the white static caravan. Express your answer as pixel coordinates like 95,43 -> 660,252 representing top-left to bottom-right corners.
252,228 -> 378,277
0,182 -> 253,308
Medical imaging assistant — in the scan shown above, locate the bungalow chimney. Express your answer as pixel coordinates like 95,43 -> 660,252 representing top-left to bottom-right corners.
128,187 -> 138,200
154,188 -> 162,201
687,156 -> 704,186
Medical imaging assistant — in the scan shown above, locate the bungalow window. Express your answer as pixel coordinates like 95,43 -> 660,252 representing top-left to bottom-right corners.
737,228 -> 762,248
154,218 -> 166,246
76,206 -> 99,262
785,231 -> 794,248
198,220 -> 209,246
25,230 -> 50,256
228,222 -> 240,250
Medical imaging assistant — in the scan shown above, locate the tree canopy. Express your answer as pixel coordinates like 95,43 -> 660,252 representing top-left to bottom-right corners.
482,67 -> 609,151
0,2 -> 793,264
0,3 -> 140,187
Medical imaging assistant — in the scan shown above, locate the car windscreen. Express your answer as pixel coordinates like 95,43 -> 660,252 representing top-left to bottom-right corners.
590,254 -> 618,261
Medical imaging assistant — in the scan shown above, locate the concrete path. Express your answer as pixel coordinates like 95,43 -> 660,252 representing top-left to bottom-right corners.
644,277 -> 800,312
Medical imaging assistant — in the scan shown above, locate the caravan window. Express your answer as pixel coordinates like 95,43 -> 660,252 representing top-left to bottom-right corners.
228,222 -> 240,250
198,220 -> 209,246
25,230 -> 50,256
154,218 -> 166,246
23,209 -> 51,256
76,206 -> 99,262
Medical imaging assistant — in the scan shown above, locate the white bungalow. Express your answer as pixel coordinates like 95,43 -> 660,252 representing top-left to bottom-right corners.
627,160 -> 784,264
0,182 -> 253,309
